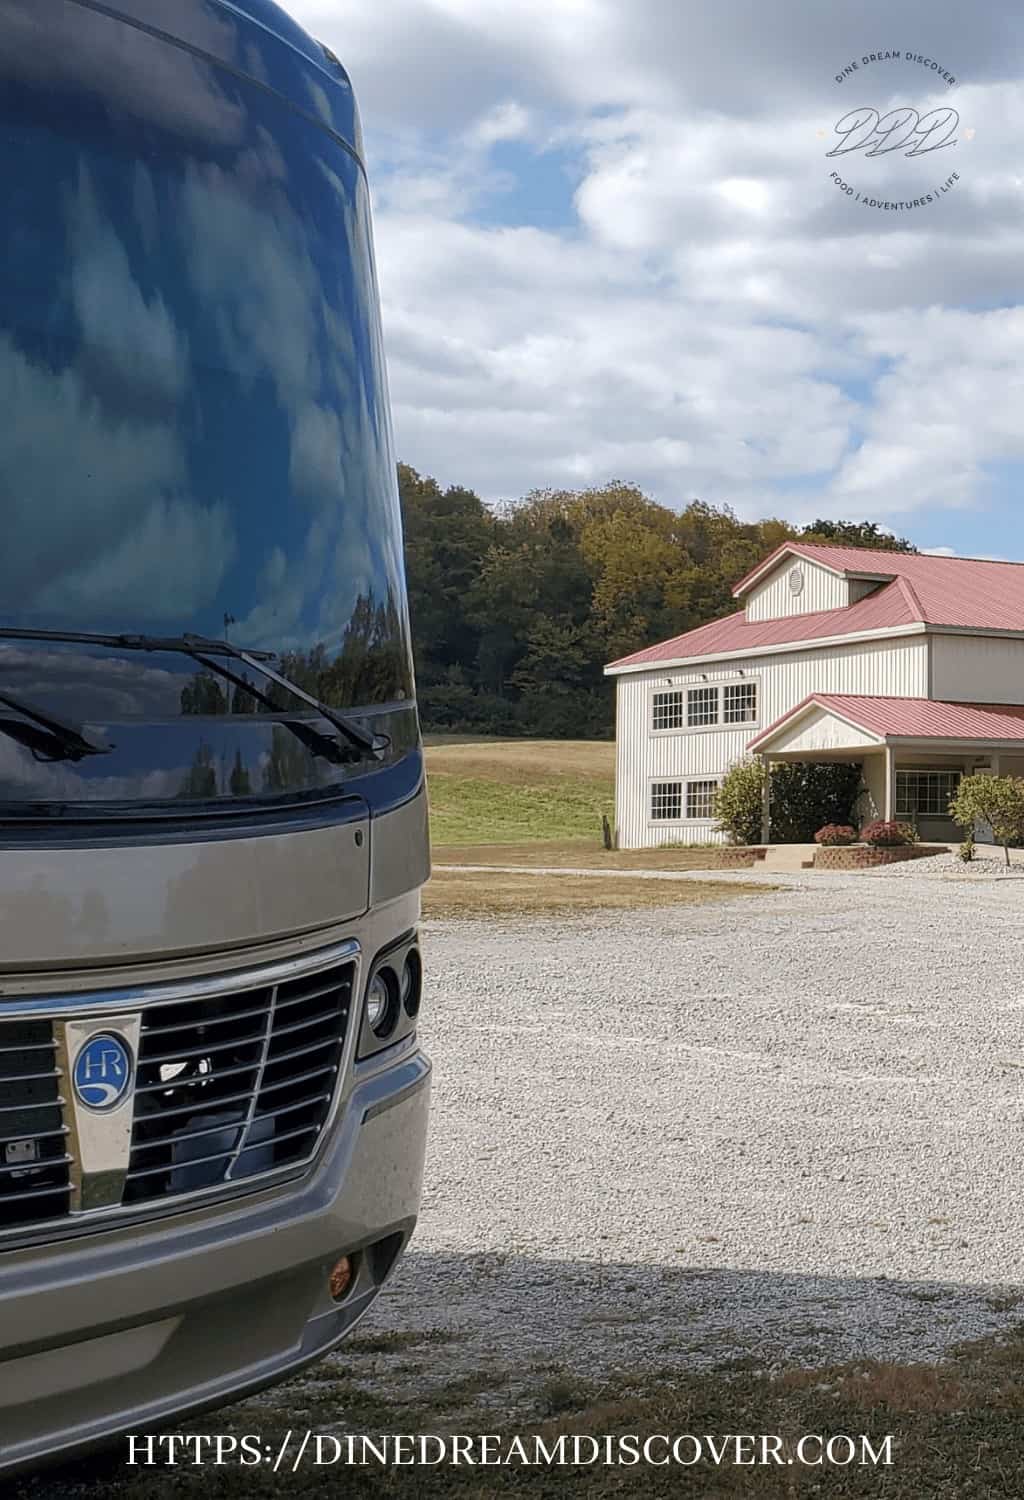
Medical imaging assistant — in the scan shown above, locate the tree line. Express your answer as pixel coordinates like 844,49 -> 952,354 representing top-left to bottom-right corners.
399,463 -> 915,739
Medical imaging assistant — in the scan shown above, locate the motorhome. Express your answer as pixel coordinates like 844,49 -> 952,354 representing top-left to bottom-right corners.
0,0 -> 430,1469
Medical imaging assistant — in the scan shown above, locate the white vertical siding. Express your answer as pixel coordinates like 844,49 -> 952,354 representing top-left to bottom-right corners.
746,559 -> 850,621
614,636 -> 928,849
931,634 -> 1024,704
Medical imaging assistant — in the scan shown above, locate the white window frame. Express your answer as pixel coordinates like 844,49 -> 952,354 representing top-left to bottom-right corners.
648,776 -> 722,826
722,679 -> 758,726
894,768 -> 962,818
649,675 -> 761,735
685,779 -> 719,820
686,685 -> 719,728
651,689 -> 686,731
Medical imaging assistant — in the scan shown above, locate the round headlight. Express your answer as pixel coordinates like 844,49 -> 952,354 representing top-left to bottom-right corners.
401,950 -> 422,1018
366,969 -> 399,1038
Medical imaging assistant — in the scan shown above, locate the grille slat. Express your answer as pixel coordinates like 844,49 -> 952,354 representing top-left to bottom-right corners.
236,1121 -> 320,1157
0,1126 -> 68,1147
269,1005 -> 345,1041
0,1154 -> 73,1178
0,954 -> 354,1234
143,1002 -> 273,1037
143,1029 -> 269,1066
253,1091 -> 332,1124
0,1019 -> 71,1230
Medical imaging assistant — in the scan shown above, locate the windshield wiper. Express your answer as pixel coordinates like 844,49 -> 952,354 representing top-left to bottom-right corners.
0,690 -> 112,763
0,628 -> 389,764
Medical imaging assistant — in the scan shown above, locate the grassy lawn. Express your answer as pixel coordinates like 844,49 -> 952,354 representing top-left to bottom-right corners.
424,739 -> 615,846
422,738 -> 761,910
33,1329 -> 1024,1497
422,870 -> 764,919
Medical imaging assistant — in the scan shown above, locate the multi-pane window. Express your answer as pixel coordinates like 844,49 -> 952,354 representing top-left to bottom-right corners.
723,681 -> 758,724
686,780 -> 718,820
651,781 -> 684,821
651,690 -> 686,730
686,687 -> 719,727
650,779 -> 719,822
895,770 -> 961,818
653,680 -> 758,732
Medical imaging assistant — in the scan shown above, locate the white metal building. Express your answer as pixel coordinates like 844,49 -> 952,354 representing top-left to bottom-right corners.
605,541 -> 1024,849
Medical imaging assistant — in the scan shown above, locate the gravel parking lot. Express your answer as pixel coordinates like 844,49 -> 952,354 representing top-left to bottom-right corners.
329,866 -> 1024,1412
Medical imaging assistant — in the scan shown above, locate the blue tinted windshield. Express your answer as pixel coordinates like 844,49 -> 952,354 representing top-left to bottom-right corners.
0,0 -> 415,812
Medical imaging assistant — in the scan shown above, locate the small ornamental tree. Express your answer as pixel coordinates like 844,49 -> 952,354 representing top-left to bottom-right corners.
950,773 -> 1024,866
713,757 -> 766,845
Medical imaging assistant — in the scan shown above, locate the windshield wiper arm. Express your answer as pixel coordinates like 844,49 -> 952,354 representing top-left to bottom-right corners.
184,649 -> 364,767
0,628 -> 389,761
0,691 -> 112,762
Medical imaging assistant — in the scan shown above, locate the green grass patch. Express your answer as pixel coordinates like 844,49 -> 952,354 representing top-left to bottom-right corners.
425,740 -> 615,846
428,775 -> 614,845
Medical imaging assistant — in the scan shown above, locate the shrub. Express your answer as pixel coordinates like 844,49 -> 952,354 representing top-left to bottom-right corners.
769,762 -> 864,842
713,757 -> 766,845
814,824 -> 857,846
958,832 -> 975,863
949,773 -> 1024,867
860,819 -> 916,847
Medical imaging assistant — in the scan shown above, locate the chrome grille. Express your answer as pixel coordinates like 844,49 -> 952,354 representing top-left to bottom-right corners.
0,945 -> 356,1241
0,1020 -> 71,1230
124,960 -> 354,1204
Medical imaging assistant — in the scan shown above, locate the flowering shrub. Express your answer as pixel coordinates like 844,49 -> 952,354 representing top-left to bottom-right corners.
814,824 -> 858,846
860,819 -> 916,847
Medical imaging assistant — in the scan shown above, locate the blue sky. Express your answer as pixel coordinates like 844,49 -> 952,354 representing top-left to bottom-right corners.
290,0 -> 1024,559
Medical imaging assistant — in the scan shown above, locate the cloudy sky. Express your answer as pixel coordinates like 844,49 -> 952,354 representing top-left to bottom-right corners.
288,0 -> 1024,555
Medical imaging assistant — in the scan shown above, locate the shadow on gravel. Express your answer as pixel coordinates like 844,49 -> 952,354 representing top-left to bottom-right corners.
11,1249 -> 1024,1499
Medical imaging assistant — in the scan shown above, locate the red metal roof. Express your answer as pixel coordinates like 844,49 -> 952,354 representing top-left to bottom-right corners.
609,543 -> 1024,670
608,577 -> 919,668
750,694 -> 1024,750
734,541 -> 1024,627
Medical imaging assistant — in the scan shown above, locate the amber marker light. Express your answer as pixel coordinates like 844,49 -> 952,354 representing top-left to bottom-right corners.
329,1255 -> 354,1301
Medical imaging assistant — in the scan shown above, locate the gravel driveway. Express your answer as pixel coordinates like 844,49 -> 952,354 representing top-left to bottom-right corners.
328,868 -> 1024,1413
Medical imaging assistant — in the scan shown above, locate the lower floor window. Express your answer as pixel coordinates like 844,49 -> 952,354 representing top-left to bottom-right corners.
651,781 -> 683,821
650,778 -> 719,822
686,779 -> 718,820
895,769 -> 961,817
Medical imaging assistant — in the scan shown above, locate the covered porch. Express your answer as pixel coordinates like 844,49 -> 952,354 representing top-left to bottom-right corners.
748,695 -> 1024,845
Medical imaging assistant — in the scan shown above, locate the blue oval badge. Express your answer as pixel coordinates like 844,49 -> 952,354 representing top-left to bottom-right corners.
73,1033 -> 133,1112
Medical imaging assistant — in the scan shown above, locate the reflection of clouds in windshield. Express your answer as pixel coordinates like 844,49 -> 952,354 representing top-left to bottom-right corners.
290,402 -> 344,499
181,161 -> 320,409
35,495 -> 236,623
0,163 -> 236,624
0,0 -> 246,147
71,167 -> 190,406
0,732 -> 182,804
179,146 -> 401,654
0,646 -> 187,720
0,336 -> 177,602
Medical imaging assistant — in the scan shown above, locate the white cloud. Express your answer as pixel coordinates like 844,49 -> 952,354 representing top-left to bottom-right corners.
286,0 -> 1024,526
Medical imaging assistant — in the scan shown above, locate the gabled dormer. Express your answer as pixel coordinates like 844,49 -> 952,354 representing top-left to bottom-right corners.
733,544 -> 897,623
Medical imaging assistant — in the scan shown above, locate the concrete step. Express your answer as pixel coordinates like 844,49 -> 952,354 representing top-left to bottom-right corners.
761,844 -> 817,871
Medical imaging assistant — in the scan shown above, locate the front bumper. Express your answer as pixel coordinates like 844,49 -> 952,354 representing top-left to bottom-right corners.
0,1047 -> 430,1473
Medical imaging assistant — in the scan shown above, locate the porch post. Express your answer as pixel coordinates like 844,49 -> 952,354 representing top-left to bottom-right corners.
991,752 -> 1002,776
760,757 -> 771,844
884,745 -> 895,822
